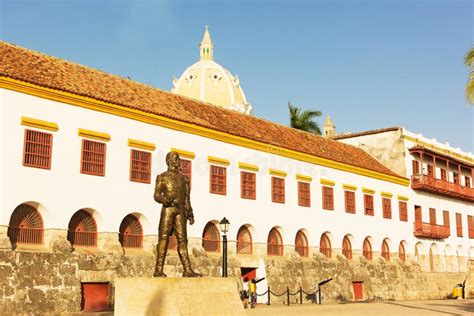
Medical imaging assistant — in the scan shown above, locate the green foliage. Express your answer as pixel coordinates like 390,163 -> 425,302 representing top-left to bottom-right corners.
464,48 -> 474,104
288,102 -> 322,135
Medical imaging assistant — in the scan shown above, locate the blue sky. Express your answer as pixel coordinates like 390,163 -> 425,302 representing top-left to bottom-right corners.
1,0 -> 473,152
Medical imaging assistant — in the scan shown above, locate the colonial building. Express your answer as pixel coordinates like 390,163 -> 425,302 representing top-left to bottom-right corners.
0,28 -> 472,313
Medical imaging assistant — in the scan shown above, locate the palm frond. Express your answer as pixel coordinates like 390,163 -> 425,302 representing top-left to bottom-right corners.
464,48 -> 474,67
466,71 -> 474,104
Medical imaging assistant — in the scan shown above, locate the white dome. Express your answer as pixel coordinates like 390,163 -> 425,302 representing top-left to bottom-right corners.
171,26 -> 252,114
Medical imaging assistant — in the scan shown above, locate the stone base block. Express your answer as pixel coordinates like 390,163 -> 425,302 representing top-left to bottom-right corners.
115,277 -> 243,316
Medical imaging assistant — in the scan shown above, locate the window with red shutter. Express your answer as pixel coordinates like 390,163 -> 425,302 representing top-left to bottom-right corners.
23,129 -> 53,169
267,228 -> 283,256
237,226 -> 252,254
465,176 -> 471,188
453,172 -> 459,184
342,236 -> 352,259
178,159 -> 192,185
382,198 -> 392,219
398,201 -> 408,222
210,165 -> 226,195
322,186 -> 334,210
412,160 -> 420,175
119,214 -> 143,248
271,177 -> 285,203
320,233 -> 331,258
427,165 -> 434,177
399,242 -> 406,262
362,238 -> 372,260
443,210 -> 450,227
298,182 -> 311,207
241,171 -> 256,199
467,215 -> 474,239
381,240 -> 390,261
440,169 -> 447,181
429,208 -> 436,225
81,139 -> 106,176
130,149 -> 151,183
202,222 -> 220,252
456,213 -> 463,237
295,230 -> 308,257
364,194 -> 374,216
344,191 -> 356,213
7,204 -> 44,245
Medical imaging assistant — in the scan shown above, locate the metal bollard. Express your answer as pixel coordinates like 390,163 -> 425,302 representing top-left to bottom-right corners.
287,286 -> 290,306
300,286 -> 302,304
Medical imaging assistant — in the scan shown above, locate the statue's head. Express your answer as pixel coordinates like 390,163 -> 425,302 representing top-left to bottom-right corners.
166,151 -> 180,172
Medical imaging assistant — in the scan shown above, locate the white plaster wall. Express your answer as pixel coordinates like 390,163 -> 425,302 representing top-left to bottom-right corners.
339,129 -> 473,260
1,88 -> 471,260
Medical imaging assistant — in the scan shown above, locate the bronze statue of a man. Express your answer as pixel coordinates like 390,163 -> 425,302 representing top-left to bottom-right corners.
153,151 -> 201,277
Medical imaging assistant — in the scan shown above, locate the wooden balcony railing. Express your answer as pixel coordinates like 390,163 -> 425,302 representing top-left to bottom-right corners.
413,221 -> 450,239
8,227 -> 43,245
411,175 -> 474,202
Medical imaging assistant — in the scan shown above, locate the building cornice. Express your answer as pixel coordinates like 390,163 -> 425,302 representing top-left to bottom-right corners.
1,76 -> 409,186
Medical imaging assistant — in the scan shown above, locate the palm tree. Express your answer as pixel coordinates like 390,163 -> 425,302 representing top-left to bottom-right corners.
464,48 -> 474,104
288,102 -> 322,135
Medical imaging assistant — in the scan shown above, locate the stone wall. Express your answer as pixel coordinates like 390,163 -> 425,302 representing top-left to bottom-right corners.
0,230 -> 472,314
264,250 -> 474,304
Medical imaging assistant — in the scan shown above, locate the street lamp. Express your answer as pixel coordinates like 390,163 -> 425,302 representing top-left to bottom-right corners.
220,217 -> 230,277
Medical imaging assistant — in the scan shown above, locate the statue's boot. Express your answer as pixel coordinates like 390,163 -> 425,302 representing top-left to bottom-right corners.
153,238 -> 168,277
178,239 -> 202,278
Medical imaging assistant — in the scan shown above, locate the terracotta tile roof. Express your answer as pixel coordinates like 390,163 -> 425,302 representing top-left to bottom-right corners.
0,41 -> 403,179
333,127 -> 401,140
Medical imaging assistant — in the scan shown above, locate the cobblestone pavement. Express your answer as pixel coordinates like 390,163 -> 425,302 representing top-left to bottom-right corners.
245,299 -> 474,315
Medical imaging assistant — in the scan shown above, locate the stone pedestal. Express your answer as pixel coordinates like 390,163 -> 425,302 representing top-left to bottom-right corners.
115,277 -> 243,316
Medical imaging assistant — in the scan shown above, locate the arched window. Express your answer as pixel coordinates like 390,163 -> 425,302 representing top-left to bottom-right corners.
202,222 -> 220,252
267,228 -> 283,256
381,240 -> 390,261
119,214 -> 143,248
320,233 -> 331,258
7,203 -> 44,245
342,236 -> 352,259
295,230 -> 308,257
363,238 -> 372,260
399,242 -> 406,262
236,226 -> 252,254
67,209 -> 97,247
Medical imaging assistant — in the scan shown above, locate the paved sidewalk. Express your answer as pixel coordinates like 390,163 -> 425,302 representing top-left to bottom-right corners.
245,299 -> 474,315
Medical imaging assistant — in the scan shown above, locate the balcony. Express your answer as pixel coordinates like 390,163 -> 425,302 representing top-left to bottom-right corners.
411,175 -> 474,202
413,221 -> 450,239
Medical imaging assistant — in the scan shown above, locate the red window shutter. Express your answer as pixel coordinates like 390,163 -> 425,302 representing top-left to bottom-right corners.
465,176 -> 471,188
202,222 -> 220,252
382,198 -> 392,219
364,194 -> 374,216
453,173 -> 459,184
241,171 -> 256,199
398,201 -> 408,222
440,169 -> 447,181
23,129 -> 53,169
271,177 -> 285,203
322,187 -> 334,210
412,160 -> 420,175
443,210 -> 450,227
467,215 -> 474,239
456,213 -> 463,237
178,159 -> 192,185
81,139 -> 106,176
429,208 -> 436,225
414,206 -> 422,222
427,165 -> 434,177
119,214 -> 143,248
344,191 -> 356,214
210,165 -> 226,195
129,149 -> 151,183
298,182 -> 311,207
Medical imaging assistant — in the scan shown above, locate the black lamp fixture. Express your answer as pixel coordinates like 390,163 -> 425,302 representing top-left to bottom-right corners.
220,217 -> 230,277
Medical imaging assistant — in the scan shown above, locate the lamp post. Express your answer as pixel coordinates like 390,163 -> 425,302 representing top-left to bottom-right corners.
220,217 -> 230,277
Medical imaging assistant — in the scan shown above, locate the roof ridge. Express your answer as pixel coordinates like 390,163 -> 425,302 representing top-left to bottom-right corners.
0,40 -> 406,181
